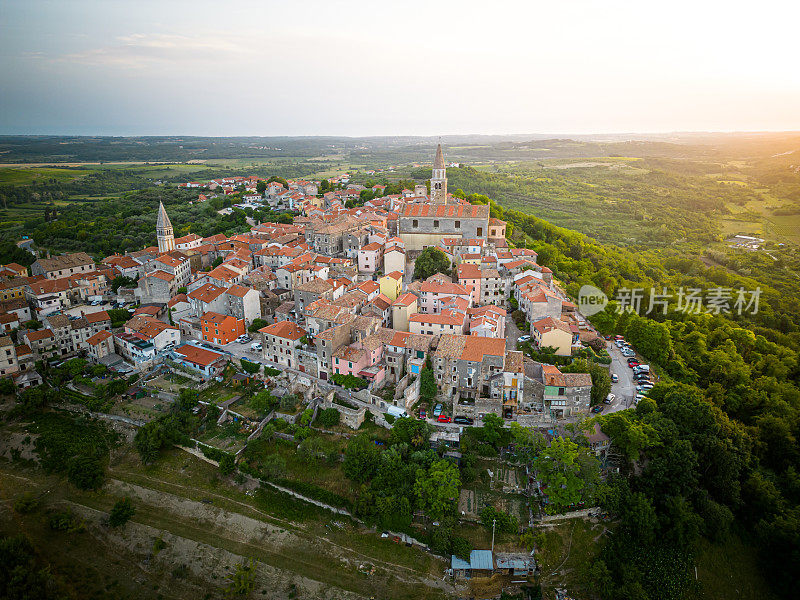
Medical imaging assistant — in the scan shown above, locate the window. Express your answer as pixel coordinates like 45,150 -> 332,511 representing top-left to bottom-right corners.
455,220 -> 460,229
477,227 -> 483,237
412,219 -> 418,228
433,220 -> 439,228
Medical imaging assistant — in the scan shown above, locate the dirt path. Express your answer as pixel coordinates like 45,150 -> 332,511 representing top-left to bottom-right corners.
108,470 -> 449,588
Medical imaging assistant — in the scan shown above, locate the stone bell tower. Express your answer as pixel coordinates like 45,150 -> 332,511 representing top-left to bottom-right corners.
430,143 -> 448,204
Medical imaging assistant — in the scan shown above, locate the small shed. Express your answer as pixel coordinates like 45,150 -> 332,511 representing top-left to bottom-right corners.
450,549 -> 494,579
495,552 -> 536,577
231,372 -> 252,386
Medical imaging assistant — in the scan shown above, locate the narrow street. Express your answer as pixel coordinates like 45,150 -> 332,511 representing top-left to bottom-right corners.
505,314 -> 524,351
604,341 -> 636,413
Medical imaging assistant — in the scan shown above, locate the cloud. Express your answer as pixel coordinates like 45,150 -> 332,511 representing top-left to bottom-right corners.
55,32 -> 253,68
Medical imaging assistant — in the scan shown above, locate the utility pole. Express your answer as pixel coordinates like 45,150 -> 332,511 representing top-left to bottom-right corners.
491,518 -> 497,554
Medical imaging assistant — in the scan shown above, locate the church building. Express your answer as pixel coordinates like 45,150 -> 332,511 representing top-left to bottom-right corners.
397,144 -> 490,252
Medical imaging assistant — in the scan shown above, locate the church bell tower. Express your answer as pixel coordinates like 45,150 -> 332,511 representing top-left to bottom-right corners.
430,143 -> 448,204
156,201 -> 175,253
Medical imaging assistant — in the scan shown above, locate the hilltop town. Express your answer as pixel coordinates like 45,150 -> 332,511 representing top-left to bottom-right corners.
1,145 -> 619,424
0,146 -> 643,598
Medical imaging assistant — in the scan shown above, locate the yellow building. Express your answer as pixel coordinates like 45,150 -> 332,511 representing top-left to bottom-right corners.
0,280 -> 26,302
531,317 -> 573,356
391,292 -> 418,332
379,271 -> 403,301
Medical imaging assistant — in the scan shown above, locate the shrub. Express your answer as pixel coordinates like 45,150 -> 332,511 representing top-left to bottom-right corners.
316,407 -> 340,428
480,506 -> 519,533
109,497 -> 135,528
240,359 -> 261,374
331,373 -> 367,390
13,493 -> 40,514
48,509 -> 85,533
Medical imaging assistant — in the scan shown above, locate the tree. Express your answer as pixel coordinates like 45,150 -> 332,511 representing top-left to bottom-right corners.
414,459 -> 460,520
225,559 -> 256,598
111,275 -> 137,293
256,180 -> 266,194
0,377 -> 16,395
0,534 -> 58,599
389,417 -> 433,448
343,434 -> 381,483
67,455 -> 104,490
413,247 -> 450,280
248,318 -> 268,333
108,497 -> 135,527
537,436 -> 584,514
212,256 -> 223,268
419,364 -> 437,403
219,453 -> 236,476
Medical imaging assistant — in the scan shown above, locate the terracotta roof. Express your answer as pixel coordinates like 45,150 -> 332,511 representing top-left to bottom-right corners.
201,311 -> 236,325
505,350 -> 523,373
531,317 -> 572,335
392,292 -> 417,307
26,328 -> 54,342
259,320 -> 306,340
34,252 -> 94,272
563,372 -> 592,387
174,344 -> 225,367
168,294 -> 189,307
147,270 -> 175,282
84,310 -> 111,324
542,364 -> 566,387
226,284 -> 254,298
188,283 -> 228,304
371,294 -> 392,311
401,204 -> 489,218
419,281 -> 470,296
383,271 -> 403,280
460,336 -> 506,361
410,313 -> 462,326
86,330 -> 113,345
358,280 -> 380,294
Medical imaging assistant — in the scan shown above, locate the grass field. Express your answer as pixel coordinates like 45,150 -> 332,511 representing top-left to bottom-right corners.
535,518 -> 607,598
0,166 -> 97,184
690,536 -> 778,600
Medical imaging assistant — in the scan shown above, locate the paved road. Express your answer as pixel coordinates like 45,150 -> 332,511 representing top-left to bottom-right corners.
603,341 -> 636,414
505,314 -> 525,351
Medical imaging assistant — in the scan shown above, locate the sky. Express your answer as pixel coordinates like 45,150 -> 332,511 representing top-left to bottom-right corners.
1,0 -> 799,136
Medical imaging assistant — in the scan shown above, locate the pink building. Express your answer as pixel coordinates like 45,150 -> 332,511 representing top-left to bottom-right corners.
357,242 -> 384,274
332,336 -> 385,385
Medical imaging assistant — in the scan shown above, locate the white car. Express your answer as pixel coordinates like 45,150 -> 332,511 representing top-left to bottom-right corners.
517,335 -> 531,343
250,342 -> 262,351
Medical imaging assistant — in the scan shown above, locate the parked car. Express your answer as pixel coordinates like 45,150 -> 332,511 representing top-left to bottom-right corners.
250,342 -> 262,351
453,416 -> 473,425
604,393 -> 615,404
591,405 -> 603,413
418,409 -> 427,420
640,382 -> 654,390
433,403 -> 443,417
437,415 -> 451,423
517,335 -> 531,343
611,373 -> 619,383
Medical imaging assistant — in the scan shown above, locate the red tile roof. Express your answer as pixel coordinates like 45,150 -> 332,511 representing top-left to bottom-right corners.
259,320 -> 306,341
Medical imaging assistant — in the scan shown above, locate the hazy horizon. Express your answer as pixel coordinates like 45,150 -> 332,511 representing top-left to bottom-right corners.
2,0 -> 799,137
